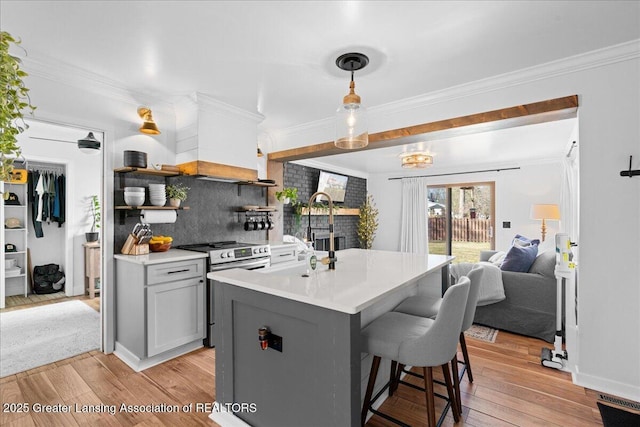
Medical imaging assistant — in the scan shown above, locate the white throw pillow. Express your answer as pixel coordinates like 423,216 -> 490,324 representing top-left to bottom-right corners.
488,251 -> 506,266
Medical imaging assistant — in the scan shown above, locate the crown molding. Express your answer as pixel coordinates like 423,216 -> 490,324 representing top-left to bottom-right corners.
20,53 -> 174,110
278,39 -> 640,137
193,92 -> 264,123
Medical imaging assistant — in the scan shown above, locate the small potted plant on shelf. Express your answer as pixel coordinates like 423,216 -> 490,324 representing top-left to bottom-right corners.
275,187 -> 298,205
166,182 -> 190,207
86,195 -> 100,242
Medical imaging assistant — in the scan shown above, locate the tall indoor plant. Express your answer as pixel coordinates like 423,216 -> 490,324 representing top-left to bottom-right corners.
1,31 -> 36,183
86,195 -> 101,242
357,194 -> 379,249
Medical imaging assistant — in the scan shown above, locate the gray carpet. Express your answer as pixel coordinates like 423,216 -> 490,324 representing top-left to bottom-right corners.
0,300 -> 100,377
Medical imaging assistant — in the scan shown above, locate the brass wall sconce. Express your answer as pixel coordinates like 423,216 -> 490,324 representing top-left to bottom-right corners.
137,107 -> 161,135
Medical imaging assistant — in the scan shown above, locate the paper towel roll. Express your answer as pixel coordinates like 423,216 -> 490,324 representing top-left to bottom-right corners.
140,209 -> 177,224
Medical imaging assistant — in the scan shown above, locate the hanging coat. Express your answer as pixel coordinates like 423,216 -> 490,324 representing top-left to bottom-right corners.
28,170 -> 44,238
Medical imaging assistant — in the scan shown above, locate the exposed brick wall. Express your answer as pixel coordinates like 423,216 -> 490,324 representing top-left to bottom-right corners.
282,163 -> 366,249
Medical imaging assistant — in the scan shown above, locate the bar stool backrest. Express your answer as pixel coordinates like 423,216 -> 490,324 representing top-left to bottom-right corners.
398,277 -> 470,367
461,267 -> 485,332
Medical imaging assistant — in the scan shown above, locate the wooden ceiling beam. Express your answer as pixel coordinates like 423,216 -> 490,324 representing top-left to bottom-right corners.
267,95 -> 578,162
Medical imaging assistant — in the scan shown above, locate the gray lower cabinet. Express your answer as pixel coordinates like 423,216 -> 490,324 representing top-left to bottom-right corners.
115,257 -> 206,370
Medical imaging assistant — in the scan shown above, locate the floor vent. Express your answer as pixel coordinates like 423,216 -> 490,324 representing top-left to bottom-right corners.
598,394 -> 640,412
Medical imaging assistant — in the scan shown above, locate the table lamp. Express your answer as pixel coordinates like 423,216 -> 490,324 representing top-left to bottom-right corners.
530,204 -> 560,241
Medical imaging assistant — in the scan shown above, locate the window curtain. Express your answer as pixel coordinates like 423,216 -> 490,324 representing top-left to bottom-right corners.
561,147 -> 579,258
400,177 -> 429,254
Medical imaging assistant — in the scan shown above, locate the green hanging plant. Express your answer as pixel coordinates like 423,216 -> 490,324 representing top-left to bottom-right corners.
357,194 -> 379,249
0,31 -> 36,182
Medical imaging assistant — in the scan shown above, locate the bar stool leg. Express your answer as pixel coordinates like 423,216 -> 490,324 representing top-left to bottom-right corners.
361,356 -> 381,426
459,332 -> 473,382
451,356 -> 462,415
389,360 -> 397,396
422,366 -> 436,427
391,363 -> 404,395
441,363 -> 460,422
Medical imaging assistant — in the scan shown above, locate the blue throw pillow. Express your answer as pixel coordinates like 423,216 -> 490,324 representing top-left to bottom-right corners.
501,239 -> 539,272
512,234 -> 540,248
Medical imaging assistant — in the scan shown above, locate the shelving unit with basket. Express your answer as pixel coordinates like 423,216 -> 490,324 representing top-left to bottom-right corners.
2,181 -> 29,298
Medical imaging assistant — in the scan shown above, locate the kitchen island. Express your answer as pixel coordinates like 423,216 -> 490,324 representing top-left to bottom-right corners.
209,248 -> 454,427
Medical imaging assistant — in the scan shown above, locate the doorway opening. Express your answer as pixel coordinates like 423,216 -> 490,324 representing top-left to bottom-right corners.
0,119 -> 103,377
428,182 -> 495,263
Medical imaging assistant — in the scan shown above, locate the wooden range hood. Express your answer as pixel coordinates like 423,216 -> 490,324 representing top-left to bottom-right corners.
177,160 -> 258,182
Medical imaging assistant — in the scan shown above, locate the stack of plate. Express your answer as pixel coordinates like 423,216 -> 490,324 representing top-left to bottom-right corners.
124,186 -> 145,206
148,184 -> 166,206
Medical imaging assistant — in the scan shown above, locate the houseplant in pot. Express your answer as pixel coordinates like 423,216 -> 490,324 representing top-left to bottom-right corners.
0,31 -> 36,184
275,187 -> 298,205
166,182 -> 190,207
357,194 -> 379,249
86,195 -> 100,242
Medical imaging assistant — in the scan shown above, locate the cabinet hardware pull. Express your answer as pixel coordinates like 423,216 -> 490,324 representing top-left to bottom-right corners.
167,269 -> 190,274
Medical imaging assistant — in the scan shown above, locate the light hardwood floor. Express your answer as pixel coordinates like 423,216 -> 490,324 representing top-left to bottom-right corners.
0,330 -> 604,427
1,294 -> 100,313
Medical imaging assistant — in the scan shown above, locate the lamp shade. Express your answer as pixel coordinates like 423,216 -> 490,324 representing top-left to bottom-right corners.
335,98 -> 368,149
530,204 -> 560,220
77,132 -> 101,154
137,107 -> 161,135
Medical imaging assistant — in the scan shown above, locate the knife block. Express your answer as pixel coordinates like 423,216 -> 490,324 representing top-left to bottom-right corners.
121,234 -> 150,255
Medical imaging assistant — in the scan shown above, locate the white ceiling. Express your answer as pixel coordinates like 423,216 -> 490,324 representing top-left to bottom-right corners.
2,1 -> 638,174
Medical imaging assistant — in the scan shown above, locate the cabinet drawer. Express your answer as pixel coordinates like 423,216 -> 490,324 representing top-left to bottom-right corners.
147,259 -> 204,285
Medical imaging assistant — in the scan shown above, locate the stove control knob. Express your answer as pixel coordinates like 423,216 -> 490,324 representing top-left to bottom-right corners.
220,252 -> 227,258
258,248 -> 263,253
227,251 -> 234,258
253,248 -> 259,254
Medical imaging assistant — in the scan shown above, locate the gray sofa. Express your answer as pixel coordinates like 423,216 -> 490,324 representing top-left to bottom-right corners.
473,250 -> 558,342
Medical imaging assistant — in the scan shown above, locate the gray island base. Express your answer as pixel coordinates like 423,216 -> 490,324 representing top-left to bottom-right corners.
209,248 -> 454,427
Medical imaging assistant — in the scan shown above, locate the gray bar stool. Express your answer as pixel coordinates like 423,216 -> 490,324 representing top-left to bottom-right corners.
393,266 -> 484,414
361,278 -> 470,427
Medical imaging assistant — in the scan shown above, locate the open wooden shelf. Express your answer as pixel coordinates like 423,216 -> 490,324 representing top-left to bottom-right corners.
237,180 -> 277,188
115,206 -> 190,211
300,207 -> 360,216
114,167 -> 182,177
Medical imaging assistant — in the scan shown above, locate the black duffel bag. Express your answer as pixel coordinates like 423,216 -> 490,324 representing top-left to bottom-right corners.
33,264 -> 65,294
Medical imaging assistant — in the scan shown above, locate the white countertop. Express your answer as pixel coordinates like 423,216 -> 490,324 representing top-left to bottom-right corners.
208,248 -> 454,314
114,249 -> 207,265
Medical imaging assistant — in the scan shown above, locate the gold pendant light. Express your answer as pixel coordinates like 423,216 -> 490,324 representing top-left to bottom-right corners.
335,53 -> 369,149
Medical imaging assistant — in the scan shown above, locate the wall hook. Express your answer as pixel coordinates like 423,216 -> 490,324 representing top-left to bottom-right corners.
620,155 -> 640,178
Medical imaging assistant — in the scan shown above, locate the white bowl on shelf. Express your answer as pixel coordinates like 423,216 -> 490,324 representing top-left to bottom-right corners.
124,187 -> 145,193
124,194 -> 145,206
149,198 -> 166,207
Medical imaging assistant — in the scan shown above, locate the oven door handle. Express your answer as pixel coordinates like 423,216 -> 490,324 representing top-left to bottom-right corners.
209,258 -> 270,271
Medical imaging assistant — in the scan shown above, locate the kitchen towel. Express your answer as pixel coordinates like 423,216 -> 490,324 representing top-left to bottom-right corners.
140,209 -> 177,224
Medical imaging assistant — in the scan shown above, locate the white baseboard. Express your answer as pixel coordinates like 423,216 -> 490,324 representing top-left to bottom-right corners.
114,340 -> 203,372
574,367 -> 640,403
209,405 -> 252,427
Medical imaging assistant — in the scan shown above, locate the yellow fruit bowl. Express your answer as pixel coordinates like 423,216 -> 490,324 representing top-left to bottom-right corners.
149,242 -> 172,252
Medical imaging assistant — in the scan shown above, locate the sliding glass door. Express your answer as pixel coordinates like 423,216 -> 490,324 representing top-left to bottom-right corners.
428,183 -> 495,263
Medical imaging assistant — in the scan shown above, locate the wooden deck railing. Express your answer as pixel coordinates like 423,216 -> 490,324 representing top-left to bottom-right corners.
429,217 -> 492,242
